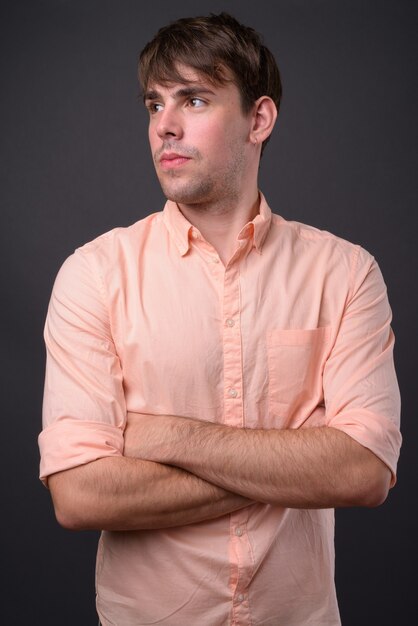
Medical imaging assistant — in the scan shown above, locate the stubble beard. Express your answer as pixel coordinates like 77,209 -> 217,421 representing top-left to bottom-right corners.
156,143 -> 247,211
158,171 -> 217,207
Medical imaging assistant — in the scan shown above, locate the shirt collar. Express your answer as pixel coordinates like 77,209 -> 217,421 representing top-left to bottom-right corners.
162,191 -> 272,257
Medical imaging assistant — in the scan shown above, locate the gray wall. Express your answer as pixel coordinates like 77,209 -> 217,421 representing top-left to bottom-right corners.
2,1 -> 416,624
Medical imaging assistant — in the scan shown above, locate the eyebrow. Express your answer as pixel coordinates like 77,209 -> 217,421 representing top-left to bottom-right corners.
144,86 -> 216,103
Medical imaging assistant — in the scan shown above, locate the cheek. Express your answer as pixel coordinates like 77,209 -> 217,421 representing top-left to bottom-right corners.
192,122 -> 231,158
148,126 -> 157,152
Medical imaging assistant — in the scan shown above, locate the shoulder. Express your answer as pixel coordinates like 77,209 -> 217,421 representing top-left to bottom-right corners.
61,210 -> 162,270
51,211 -> 163,298
270,212 -> 375,272
76,211 -> 162,259
270,212 -> 358,250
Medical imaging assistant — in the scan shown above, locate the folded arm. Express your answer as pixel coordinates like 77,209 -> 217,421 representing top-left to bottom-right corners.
48,455 -> 252,531
124,413 -> 391,508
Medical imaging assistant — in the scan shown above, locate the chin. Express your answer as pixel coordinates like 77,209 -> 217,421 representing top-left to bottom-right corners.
161,182 -> 214,206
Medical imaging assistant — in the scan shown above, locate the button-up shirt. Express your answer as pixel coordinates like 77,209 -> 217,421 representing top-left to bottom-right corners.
39,193 -> 401,625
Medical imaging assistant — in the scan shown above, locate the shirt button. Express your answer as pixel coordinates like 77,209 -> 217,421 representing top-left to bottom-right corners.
237,594 -> 245,602
212,257 -> 220,263
226,318 -> 235,327
191,230 -> 199,239
235,527 -> 243,537
228,388 -> 238,398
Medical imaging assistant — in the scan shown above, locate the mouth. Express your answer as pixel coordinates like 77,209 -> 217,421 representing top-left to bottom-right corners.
159,152 -> 191,170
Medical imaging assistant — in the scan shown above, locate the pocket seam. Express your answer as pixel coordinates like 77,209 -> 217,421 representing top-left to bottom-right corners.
267,326 -> 331,346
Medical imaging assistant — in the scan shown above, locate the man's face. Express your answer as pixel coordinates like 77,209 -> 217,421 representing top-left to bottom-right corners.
145,66 -> 254,207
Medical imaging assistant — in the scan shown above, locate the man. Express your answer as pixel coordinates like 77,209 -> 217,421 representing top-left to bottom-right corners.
39,13 -> 401,626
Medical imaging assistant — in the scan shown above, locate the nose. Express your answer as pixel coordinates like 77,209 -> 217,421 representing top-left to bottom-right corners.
155,105 -> 183,140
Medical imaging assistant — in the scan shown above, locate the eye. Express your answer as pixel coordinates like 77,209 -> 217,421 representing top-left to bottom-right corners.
189,97 -> 205,108
146,102 -> 163,114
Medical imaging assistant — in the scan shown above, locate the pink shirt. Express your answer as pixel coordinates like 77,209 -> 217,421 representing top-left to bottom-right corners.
39,193 -> 401,626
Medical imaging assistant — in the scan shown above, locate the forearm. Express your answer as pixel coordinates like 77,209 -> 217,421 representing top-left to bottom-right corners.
134,416 -> 391,508
48,456 -> 252,531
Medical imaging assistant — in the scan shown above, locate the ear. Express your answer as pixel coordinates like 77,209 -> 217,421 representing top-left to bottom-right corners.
249,96 -> 277,145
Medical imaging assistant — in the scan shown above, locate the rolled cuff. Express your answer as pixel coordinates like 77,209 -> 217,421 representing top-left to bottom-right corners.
326,409 -> 402,487
39,420 -> 125,486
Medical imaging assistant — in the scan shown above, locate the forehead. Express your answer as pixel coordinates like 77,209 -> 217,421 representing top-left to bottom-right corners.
145,63 -> 234,95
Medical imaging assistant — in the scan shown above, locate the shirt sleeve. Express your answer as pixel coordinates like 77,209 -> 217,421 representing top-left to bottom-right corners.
323,247 -> 402,486
38,247 -> 126,485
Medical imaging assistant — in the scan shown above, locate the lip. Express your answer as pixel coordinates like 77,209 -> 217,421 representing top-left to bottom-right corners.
159,152 -> 191,169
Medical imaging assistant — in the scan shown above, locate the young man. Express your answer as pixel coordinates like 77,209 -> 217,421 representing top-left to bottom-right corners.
39,13 -> 401,626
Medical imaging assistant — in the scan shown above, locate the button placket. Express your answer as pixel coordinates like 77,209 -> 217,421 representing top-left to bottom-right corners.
222,264 -> 243,427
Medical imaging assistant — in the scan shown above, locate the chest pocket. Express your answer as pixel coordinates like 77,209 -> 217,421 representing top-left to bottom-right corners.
267,327 -> 331,427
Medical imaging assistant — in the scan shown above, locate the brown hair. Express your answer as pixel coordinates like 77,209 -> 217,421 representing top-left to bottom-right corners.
138,13 -> 282,155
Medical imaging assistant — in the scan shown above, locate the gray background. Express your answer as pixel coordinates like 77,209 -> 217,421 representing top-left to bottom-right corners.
1,0 -> 416,624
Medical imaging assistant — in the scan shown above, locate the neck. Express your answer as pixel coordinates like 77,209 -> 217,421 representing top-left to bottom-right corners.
178,188 -> 260,265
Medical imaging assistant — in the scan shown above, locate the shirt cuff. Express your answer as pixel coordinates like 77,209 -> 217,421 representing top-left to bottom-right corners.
39,420 -> 125,486
326,408 -> 402,487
